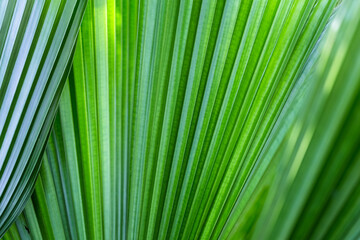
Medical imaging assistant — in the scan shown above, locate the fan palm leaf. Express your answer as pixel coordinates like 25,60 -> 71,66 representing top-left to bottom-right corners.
3,0 -> 360,239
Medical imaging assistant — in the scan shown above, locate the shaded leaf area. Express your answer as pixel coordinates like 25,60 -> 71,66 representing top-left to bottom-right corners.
227,0 -> 360,238
4,0 -> 360,239
0,0 -> 86,236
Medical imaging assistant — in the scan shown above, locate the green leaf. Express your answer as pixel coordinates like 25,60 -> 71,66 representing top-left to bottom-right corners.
4,0 -> 360,240
0,0 -> 86,236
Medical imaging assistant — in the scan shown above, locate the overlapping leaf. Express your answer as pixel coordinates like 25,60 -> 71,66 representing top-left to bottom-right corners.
6,0 -> 136,238
0,0 -> 86,236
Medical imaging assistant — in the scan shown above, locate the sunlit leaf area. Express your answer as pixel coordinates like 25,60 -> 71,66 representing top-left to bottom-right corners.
1,0 -> 360,239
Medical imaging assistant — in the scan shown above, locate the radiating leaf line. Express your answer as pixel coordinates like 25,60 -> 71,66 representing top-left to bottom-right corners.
4,1 -> 360,240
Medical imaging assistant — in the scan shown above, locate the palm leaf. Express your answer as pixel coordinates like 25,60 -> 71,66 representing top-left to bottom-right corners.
0,0 -> 86,236
4,0 -> 360,239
